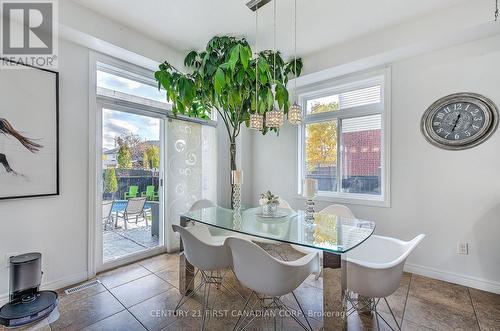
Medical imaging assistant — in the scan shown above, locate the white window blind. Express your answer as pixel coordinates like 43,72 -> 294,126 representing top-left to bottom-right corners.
339,85 -> 381,110
342,114 -> 382,133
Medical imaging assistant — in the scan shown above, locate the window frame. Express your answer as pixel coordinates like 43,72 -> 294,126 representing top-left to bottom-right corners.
297,68 -> 391,207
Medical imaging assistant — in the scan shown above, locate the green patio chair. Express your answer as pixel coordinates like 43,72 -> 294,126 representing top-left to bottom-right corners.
141,185 -> 158,201
124,185 -> 139,199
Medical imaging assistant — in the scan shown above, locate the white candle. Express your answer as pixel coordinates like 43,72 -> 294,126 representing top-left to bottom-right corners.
231,170 -> 242,185
303,178 -> 318,199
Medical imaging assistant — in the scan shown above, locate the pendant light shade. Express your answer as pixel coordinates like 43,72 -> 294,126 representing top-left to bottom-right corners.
288,103 -> 302,124
266,107 -> 284,128
250,113 -> 264,130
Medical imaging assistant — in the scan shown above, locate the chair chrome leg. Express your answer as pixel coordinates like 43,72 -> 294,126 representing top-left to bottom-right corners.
291,291 -> 313,331
373,298 -> 381,331
384,297 -> 401,330
200,274 -> 210,331
277,297 -> 310,331
233,291 -> 255,331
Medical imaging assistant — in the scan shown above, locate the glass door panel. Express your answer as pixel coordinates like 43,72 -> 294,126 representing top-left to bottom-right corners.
100,107 -> 164,264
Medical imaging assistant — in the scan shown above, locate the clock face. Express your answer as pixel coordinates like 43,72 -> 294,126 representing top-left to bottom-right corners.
431,102 -> 486,142
421,93 -> 499,150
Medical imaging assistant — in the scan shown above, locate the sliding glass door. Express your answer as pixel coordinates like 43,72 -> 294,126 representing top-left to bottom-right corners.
98,104 -> 166,268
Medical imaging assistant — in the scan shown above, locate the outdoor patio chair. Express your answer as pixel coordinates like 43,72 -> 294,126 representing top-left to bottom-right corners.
124,185 -> 139,199
141,185 -> 158,201
102,200 -> 114,231
115,197 -> 148,229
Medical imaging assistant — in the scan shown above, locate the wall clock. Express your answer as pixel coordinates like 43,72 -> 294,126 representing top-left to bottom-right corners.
421,93 -> 498,150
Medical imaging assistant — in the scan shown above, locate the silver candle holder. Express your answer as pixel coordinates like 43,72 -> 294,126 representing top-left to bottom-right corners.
303,178 -> 318,224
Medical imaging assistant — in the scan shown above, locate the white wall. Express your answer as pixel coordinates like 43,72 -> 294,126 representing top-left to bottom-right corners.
0,39 -> 90,299
0,3 -> 184,301
250,34 -> 500,293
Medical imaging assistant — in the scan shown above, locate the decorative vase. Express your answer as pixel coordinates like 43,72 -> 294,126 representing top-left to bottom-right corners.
262,202 -> 278,216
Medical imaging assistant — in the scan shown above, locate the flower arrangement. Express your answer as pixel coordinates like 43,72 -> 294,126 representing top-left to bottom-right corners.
259,191 -> 280,205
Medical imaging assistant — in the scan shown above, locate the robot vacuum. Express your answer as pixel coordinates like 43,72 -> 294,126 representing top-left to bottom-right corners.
0,253 -> 58,328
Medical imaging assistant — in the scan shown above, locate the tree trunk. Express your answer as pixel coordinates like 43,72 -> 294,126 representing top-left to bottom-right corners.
230,139 -> 237,209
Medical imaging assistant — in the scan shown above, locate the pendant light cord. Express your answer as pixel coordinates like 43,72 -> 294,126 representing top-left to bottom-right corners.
273,0 -> 276,84
255,6 -> 259,114
294,0 -> 297,101
496,0 -> 499,21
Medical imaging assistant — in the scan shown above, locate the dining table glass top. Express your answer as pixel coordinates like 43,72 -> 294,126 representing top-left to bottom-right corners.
181,206 -> 375,254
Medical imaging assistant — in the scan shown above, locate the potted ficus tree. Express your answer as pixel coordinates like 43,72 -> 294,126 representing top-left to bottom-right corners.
155,36 -> 302,203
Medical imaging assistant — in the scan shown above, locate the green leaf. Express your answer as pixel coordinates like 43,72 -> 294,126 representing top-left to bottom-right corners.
236,68 -> 245,85
275,83 -> 288,110
184,51 -> 198,67
228,45 -> 240,72
214,68 -> 225,95
240,45 -> 251,70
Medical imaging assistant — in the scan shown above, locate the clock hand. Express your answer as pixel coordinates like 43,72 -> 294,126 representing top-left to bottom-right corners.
452,114 -> 461,132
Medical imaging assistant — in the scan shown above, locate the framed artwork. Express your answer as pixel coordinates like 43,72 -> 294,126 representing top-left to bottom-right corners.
0,58 -> 59,200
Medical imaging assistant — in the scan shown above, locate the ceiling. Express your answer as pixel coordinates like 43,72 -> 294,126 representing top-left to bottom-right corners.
72,0 -> 467,58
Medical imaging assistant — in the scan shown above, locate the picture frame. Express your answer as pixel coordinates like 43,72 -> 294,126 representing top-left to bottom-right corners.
0,58 -> 59,200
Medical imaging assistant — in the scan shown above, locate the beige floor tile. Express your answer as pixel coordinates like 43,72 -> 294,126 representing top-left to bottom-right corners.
154,265 -> 179,288
97,263 -> 151,289
404,295 -> 479,330
409,275 -> 474,313
83,310 -> 146,331
129,287 -> 201,331
401,319 -> 436,330
57,279 -> 107,307
281,282 -> 324,323
160,316 -> 199,331
405,274 -> 479,330
50,291 -> 124,331
110,273 -> 173,308
138,253 -> 180,273
469,288 -> 500,331
347,311 -> 394,331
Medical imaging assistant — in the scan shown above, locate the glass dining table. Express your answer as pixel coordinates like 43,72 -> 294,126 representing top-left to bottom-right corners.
178,206 -> 376,330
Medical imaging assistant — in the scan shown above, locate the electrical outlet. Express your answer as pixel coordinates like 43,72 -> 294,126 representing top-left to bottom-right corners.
457,243 -> 469,255
4,252 -> 18,268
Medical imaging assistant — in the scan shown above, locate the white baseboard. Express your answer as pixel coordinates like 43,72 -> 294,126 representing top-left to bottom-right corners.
404,263 -> 500,294
0,271 -> 88,306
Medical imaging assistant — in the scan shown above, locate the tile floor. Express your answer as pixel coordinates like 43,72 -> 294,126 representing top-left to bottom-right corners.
4,245 -> 499,331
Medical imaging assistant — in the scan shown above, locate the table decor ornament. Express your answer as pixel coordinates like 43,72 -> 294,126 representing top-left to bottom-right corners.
303,178 -> 318,224
259,190 -> 280,216
231,170 -> 242,211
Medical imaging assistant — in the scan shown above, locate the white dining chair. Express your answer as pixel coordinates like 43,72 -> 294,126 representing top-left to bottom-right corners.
172,224 -> 241,330
226,237 -> 319,331
343,234 -> 425,330
291,204 -> 356,279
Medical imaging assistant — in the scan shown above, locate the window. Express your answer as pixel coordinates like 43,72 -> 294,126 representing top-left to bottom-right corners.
299,70 -> 390,206
97,62 -> 168,108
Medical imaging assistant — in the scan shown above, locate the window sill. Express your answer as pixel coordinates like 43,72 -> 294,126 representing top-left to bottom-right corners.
292,193 -> 390,208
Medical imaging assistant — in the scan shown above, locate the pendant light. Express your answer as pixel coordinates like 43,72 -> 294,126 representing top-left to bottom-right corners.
266,0 -> 285,128
288,0 -> 302,125
250,4 -> 264,130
